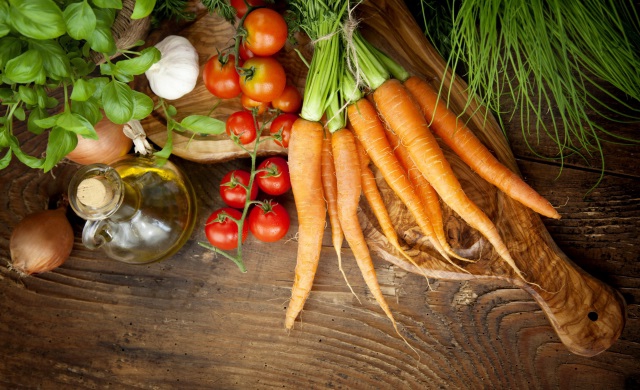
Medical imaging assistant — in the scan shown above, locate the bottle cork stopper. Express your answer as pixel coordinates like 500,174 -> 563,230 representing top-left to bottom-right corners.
77,178 -> 109,209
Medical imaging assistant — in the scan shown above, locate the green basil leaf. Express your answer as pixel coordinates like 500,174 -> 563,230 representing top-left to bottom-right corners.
27,107 -> 48,135
102,80 -> 133,124
0,37 -> 23,69
115,47 -> 161,76
131,0 -> 154,19
93,7 -> 116,26
8,133 -> 45,169
71,97 -> 102,125
0,148 -> 11,170
0,88 -> 13,100
131,90 -> 154,120
13,106 -> 25,121
0,23 -> 9,39
43,126 -> 77,172
56,111 -> 97,139
63,0 -> 96,41
4,49 -> 43,83
28,39 -> 71,80
99,62 -> 114,76
89,77 -> 109,100
166,104 -> 178,117
70,57 -> 96,77
154,128 -> 173,162
92,0 -> 122,9
9,0 -> 66,40
18,86 -> 37,106
70,78 -> 96,101
88,24 -> 116,55
180,115 -> 225,135
34,113 -> 61,129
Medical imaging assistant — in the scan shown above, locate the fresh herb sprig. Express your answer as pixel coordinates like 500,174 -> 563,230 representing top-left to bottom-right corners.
0,0 -> 159,172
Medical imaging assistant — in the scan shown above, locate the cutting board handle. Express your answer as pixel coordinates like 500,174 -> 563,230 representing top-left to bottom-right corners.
521,247 -> 626,357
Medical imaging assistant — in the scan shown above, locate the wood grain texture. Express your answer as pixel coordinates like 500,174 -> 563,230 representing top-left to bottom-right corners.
1,0 -> 639,388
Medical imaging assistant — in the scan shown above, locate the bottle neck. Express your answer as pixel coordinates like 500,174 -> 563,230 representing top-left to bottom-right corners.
69,164 -> 139,221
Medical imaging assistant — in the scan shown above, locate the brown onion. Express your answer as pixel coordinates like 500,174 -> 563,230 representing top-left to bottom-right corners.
10,206 -> 74,275
66,116 -> 133,165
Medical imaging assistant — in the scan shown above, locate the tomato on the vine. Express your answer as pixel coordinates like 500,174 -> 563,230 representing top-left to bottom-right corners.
220,169 -> 259,209
240,93 -> 270,115
229,0 -> 265,18
269,113 -> 296,148
204,207 -> 249,250
248,201 -> 290,243
202,54 -> 242,99
238,40 -> 255,61
226,110 -> 258,145
243,8 -> 288,57
271,85 -> 302,113
239,57 -> 286,103
256,156 -> 291,195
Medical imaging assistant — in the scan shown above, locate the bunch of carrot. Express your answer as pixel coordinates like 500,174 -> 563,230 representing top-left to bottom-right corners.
284,0 -> 560,338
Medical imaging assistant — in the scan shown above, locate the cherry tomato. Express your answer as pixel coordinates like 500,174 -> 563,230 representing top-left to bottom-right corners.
239,57 -> 286,103
244,8 -> 288,57
256,156 -> 291,196
248,201 -> 290,243
204,207 -> 249,250
226,110 -> 258,145
271,85 -> 302,113
202,54 -> 242,99
240,93 -> 270,115
269,113 -> 296,148
220,169 -> 259,209
238,40 -> 255,61
230,0 -> 265,18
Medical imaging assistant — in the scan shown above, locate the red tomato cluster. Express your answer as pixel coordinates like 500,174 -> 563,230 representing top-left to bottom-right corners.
202,5 -> 302,115
205,156 -> 292,249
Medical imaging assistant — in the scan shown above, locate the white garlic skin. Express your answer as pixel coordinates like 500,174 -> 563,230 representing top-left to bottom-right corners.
145,35 -> 200,100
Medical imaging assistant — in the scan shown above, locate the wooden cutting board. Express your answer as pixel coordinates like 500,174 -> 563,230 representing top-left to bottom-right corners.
133,0 -> 626,357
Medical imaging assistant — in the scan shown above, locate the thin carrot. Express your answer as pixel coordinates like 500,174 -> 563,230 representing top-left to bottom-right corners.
331,128 -> 404,338
404,76 -> 560,219
384,128 -> 471,263
285,118 -> 327,330
347,98 -> 462,270
322,128 -> 360,302
373,79 -> 527,281
355,138 -> 434,284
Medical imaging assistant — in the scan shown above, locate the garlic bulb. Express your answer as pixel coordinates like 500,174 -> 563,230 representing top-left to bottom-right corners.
145,35 -> 199,100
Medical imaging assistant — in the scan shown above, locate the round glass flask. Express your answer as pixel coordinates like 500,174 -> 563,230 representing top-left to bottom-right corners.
68,155 -> 197,264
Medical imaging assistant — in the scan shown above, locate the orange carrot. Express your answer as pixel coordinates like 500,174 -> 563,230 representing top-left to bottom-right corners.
322,128 -> 359,302
347,98 -> 456,267
331,128 -> 402,335
373,79 -> 526,281
384,128 -> 470,262
285,118 -> 327,330
404,76 -> 560,219
355,139 -> 434,283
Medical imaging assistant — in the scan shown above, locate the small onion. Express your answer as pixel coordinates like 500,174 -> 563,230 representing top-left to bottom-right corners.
66,116 -> 133,165
10,206 -> 74,275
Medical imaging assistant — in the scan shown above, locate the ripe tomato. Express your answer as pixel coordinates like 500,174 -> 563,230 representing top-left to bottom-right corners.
238,40 -> 255,61
248,201 -> 290,243
204,207 -> 249,250
243,8 -> 288,56
240,93 -> 270,115
220,169 -> 259,209
269,113 -> 296,148
226,110 -> 258,145
230,0 -> 265,18
271,85 -> 302,113
239,57 -> 286,103
256,156 -> 291,195
202,54 -> 242,99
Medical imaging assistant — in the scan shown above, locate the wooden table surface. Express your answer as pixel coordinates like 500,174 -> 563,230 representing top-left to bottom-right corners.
2,4 -> 640,390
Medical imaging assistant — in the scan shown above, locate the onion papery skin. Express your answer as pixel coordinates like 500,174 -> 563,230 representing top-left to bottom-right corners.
66,117 -> 132,165
9,207 -> 74,275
